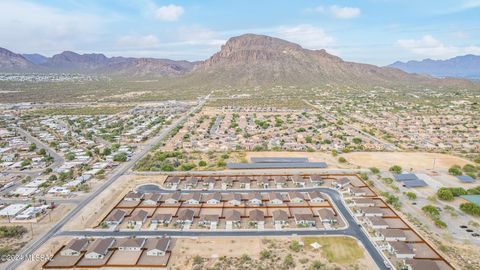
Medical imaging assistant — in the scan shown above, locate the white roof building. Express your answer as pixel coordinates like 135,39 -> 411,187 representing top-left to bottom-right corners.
0,203 -> 29,217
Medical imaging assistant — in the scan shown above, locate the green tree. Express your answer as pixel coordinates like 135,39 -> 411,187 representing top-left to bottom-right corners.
370,167 -> 380,174
113,152 -> 128,162
289,240 -> 302,252
460,203 -> 480,216
338,157 -> 347,163
65,152 -> 75,161
448,165 -> 463,176
282,254 -> 295,269
198,160 -> 207,167
389,165 -> 402,174
422,205 -> 440,219
28,143 -> 37,152
353,137 -> 362,144
437,188 -> 454,201
405,192 -> 417,200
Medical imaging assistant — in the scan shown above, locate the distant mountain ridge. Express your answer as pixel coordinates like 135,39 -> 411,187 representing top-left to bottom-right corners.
1,48 -> 195,76
0,35 -> 478,88
186,34 -> 433,86
0,47 -> 35,71
389,55 -> 480,80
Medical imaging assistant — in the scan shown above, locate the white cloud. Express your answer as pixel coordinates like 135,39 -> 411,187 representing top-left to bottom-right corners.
275,24 -> 336,49
174,26 -> 225,46
117,34 -> 160,49
0,0 -> 106,54
154,4 -> 184,21
330,5 -> 361,19
462,0 -> 480,9
309,5 -> 361,19
396,35 -> 480,58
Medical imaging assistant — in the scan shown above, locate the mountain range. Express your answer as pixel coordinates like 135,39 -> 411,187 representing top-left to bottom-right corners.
389,55 -> 480,80
0,34 -> 477,87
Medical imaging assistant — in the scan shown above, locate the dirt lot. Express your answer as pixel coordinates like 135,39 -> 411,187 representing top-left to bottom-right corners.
169,236 -> 375,270
16,236 -> 69,270
344,152 -> 472,171
63,174 -> 166,230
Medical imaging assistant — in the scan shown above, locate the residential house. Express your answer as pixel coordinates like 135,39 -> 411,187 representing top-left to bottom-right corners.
185,177 -> 199,189
268,192 -> 284,205
146,238 -> 170,256
203,177 -> 216,189
224,193 -> 242,206
273,176 -> 287,188
334,177 -> 351,189
221,177 -> 234,190
272,209 -> 289,225
128,210 -> 148,226
205,192 -> 222,205
388,241 -> 415,259
357,207 -> 384,217
308,191 -> 325,203
351,198 -> 376,207
117,237 -> 146,251
104,209 -> 126,226
199,214 -> 219,227
293,213 -> 316,227
84,238 -> 115,259
151,213 -> 172,226
310,174 -> 324,186
249,209 -> 265,227
288,192 -> 305,203
365,217 -> 389,229
143,193 -> 161,205
248,192 -> 263,205
164,192 -> 181,204
348,187 -> 367,197
124,191 -> 143,201
176,209 -> 195,224
184,192 -> 202,205
317,209 -> 337,224
291,176 -> 306,187
376,229 -> 407,241
165,177 -> 180,189
61,239 -> 89,256
225,210 -> 242,228
258,176 -> 270,188
239,176 -> 251,189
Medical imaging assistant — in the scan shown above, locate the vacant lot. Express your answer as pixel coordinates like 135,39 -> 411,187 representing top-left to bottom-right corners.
344,152 -> 471,171
169,236 -> 374,270
302,236 -> 365,264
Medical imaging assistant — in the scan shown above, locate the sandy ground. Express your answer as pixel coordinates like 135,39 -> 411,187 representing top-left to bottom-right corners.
343,152 -> 472,171
169,236 -> 376,270
63,174 -> 166,230
17,236 -> 69,270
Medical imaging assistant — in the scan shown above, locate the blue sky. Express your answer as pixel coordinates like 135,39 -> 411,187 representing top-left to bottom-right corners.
0,0 -> 479,65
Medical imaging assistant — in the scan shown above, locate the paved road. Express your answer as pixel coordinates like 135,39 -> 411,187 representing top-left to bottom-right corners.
61,187 -> 389,270
15,126 -> 65,169
4,99 -> 207,270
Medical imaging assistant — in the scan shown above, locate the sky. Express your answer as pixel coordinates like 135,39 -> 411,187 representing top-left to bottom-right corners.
1,0 -> 480,65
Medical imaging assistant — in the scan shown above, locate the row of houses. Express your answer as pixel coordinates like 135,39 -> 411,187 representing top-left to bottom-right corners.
122,190 -> 328,206
60,237 -> 170,259
105,207 -> 338,230
164,174 -> 327,189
